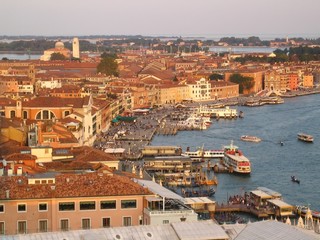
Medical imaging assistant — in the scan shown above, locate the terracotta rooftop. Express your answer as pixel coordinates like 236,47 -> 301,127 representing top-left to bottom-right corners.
72,146 -> 118,162
0,97 -> 16,107
0,172 -> 152,200
22,96 -> 90,108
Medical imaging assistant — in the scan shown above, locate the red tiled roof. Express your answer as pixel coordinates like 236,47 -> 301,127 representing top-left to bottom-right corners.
0,172 -> 152,200
22,96 -> 90,108
72,146 -> 118,162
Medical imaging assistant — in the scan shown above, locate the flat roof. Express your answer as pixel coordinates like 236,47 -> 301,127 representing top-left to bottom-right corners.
257,187 -> 282,198
232,220 -> 316,240
250,190 -> 273,199
0,220 -> 233,240
172,220 -> 229,240
104,148 -> 125,153
136,179 -> 183,200
267,199 -> 293,208
182,197 -> 215,204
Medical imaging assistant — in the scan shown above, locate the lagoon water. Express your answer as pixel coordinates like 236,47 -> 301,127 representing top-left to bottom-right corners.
151,94 -> 320,210
0,53 -> 41,60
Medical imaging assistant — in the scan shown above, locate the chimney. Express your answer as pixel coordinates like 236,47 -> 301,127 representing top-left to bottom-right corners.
5,190 -> 10,199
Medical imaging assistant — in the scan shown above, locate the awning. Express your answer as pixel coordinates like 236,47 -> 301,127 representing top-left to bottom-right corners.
136,179 -> 183,200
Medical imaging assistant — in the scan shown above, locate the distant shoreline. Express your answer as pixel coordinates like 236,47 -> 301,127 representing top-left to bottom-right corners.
0,50 -> 42,54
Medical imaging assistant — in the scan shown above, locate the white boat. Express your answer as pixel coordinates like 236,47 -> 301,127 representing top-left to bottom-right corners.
198,105 -> 238,118
240,135 -> 261,143
223,141 -> 251,174
297,133 -> 313,143
184,146 -> 224,159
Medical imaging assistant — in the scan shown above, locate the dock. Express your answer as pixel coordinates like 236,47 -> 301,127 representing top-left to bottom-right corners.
215,203 -> 273,218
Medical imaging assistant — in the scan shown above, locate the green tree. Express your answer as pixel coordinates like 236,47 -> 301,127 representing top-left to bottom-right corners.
209,73 -> 223,81
229,73 -> 254,94
97,53 -> 119,76
50,52 -> 66,60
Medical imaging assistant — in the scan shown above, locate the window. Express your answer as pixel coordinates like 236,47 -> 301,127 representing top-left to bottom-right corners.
39,220 -> 48,232
59,202 -> 75,211
0,222 -> 4,235
121,200 -> 136,209
82,218 -> 90,229
163,220 -> 169,224
43,110 -> 49,119
60,219 -> 69,231
35,110 -> 56,120
23,111 -> 28,119
10,110 -> 15,118
64,111 -> 70,117
39,203 -> 47,211
100,200 -> 116,209
17,204 -> 26,212
102,217 -> 111,228
80,201 -> 95,210
123,217 -> 132,226
17,221 -> 27,234
0,205 -> 4,213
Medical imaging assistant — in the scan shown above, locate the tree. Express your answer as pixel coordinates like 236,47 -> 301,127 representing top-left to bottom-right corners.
50,52 -> 66,61
97,53 -> 119,76
229,73 -> 254,94
209,73 -> 223,81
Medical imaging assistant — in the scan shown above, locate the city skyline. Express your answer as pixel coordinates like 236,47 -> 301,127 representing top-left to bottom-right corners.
1,0 -> 320,39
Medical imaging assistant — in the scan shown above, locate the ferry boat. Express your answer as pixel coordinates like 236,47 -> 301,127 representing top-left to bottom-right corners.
223,141 -> 251,174
240,135 -> 261,143
184,146 -> 224,159
198,105 -> 238,118
297,133 -> 314,143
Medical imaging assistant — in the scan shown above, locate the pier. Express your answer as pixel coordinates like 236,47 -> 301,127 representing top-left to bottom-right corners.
215,203 -> 272,218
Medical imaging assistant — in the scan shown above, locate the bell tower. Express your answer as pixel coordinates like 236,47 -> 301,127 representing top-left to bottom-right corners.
72,37 -> 80,59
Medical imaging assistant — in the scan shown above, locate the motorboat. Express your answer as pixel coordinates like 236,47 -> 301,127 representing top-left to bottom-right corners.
297,133 -> 314,143
240,135 -> 261,143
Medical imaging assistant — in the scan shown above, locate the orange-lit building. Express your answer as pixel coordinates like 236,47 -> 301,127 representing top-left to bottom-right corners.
0,172 -> 152,234
225,69 -> 264,94
302,73 -> 314,88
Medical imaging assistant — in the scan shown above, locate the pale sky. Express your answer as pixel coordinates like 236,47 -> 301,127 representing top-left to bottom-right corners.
1,0 -> 320,39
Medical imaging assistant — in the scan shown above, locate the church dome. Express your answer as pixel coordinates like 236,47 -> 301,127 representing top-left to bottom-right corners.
55,40 -> 64,49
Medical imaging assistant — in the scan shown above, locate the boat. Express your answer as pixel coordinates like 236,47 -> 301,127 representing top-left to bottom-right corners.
240,135 -> 261,143
184,146 -> 224,159
297,133 -> 314,143
291,176 -> 300,184
223,141 -> 251,174
194,171 -> 218,186
181,187 -> 215,198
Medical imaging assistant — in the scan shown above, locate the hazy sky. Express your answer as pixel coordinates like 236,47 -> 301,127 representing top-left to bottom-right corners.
1,0 -> 320,39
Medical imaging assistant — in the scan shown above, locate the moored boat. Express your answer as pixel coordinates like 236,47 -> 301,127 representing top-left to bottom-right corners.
184,146 -> 224,159
181,187 -> 215,198
223,141 -> 251,174
297,133 -> 314,143
240,135 -> 261,143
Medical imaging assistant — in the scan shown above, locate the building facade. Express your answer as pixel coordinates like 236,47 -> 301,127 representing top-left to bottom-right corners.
0,172 -> 151,235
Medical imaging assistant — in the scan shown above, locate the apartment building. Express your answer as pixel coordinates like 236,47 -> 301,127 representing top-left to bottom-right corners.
0,172 -> 152,235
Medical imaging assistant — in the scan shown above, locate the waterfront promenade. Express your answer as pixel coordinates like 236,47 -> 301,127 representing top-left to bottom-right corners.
94,87 -> 320,160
